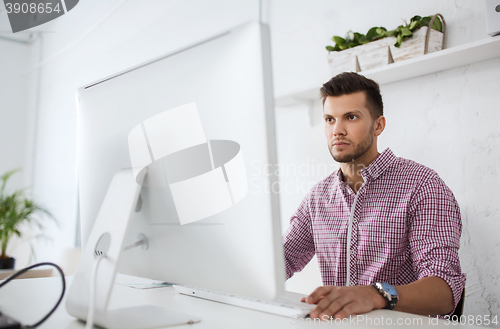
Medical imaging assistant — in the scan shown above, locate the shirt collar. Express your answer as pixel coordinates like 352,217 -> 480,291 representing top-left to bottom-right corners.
360,147 -> 396,181
330,148 -> 396,201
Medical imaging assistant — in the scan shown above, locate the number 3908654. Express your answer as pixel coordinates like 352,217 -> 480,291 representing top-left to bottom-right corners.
5,2 -> 62,14
443,314 -> 498,326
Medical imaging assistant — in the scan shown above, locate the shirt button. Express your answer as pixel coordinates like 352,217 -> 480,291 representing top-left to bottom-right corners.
353,217 -> 358,223
350,247 -> 356,254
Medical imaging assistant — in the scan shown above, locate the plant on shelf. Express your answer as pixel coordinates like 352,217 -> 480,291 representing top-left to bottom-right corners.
0,169 -> 55,269
326,15 -> 444,52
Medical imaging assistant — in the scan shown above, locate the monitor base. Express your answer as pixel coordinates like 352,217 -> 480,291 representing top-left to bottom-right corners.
102,306 -> 200,329
65,169 -> 202,328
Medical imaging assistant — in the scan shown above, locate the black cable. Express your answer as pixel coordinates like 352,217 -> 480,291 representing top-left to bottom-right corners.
0,262 -> 66,328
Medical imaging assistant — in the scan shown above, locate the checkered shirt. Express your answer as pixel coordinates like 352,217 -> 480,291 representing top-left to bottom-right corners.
283,148 -> 466,310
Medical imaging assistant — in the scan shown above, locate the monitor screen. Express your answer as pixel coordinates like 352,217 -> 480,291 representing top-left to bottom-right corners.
75,21 -> 285,301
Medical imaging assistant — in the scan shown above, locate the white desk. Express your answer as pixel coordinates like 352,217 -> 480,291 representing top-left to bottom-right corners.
0,268 -> 53,280
0,276 -> 482,329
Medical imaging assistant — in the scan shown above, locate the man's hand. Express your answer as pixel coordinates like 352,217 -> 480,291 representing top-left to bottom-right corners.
301,285 -> 387,320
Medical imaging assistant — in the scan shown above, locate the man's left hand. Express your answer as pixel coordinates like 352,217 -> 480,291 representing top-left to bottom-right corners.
301,285 -> 387,320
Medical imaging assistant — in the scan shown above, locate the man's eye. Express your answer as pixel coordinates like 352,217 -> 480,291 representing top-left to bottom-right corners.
325,117 -> 333,123
348,115 -> 357,120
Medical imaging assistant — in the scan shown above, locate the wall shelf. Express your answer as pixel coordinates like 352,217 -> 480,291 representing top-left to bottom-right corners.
275,35 -> 500,107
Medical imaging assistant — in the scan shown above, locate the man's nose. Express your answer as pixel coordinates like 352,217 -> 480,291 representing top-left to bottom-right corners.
333,121 -> 346,137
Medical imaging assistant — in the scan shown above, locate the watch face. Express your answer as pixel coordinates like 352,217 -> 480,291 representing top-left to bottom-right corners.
382,282 -> 397,296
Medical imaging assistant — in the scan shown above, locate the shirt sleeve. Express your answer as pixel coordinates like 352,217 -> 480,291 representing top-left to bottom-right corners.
408,176 -> 466,313
282,192 -> 316,280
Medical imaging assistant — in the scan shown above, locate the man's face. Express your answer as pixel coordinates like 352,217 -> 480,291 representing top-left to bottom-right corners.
323,91 -> 377,163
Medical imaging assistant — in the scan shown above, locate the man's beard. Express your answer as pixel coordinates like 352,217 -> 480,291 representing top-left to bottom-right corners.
329,127 -> 374,163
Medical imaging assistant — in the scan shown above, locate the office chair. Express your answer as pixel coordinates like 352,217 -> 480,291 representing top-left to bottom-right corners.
451,289 -> 465,318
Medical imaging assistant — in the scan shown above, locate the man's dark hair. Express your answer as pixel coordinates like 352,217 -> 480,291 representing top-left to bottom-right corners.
320,72 -> 383,120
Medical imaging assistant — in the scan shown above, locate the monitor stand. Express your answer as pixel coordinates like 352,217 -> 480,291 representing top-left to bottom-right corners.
66,168 -> 200,328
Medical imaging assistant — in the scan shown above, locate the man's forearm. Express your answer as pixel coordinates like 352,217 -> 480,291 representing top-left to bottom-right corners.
304,276 -> 455,320
394,276 -> 454,316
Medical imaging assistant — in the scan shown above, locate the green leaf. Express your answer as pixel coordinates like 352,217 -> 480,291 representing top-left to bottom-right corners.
420,16 -> 431,28
326,45 -> 336,52
332,36 -> 346,44
432,17 -> 443,32
0,168 -> 57,259
366,27 -> 379,41
386,29 -> 397,37
352,32 -> 363,43
410,15 -> 422,22
339,43 -> 348,50
401,27 -> 412,37
345,30 -> 355,43
409,20 -> 420,30
395,34 -> 403,47
0,168 -> 22,198
421,16 -> 443,32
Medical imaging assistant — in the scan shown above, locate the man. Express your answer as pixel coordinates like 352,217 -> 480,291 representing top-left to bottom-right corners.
283,72 -> 465,320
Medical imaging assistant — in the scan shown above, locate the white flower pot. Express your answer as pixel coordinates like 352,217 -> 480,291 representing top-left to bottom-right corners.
327,47 -> 360,77
327,24 -> 445,76
389,26 -> 444,62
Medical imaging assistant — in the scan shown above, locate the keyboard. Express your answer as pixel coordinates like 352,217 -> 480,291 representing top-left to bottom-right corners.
174,285 -> 315,318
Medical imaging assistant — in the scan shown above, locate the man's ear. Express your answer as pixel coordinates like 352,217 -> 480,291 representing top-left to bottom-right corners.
374,116 -> 386,137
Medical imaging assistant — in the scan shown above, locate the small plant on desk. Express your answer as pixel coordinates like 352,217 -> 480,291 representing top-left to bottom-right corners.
0,169 -> 55,269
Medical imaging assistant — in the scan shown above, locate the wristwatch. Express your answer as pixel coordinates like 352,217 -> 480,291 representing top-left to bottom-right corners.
372,282 -> 398,310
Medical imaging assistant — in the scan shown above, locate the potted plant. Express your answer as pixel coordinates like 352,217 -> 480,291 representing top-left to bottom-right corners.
0,169 -> 55,269
326,14 -> 445,75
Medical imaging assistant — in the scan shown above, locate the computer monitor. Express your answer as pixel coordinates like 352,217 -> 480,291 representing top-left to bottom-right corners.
67,21 -> 285,327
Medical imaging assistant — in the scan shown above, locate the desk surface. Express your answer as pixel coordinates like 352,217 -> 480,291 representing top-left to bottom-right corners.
0,268 -> 53,280
0,276 -> 483,329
